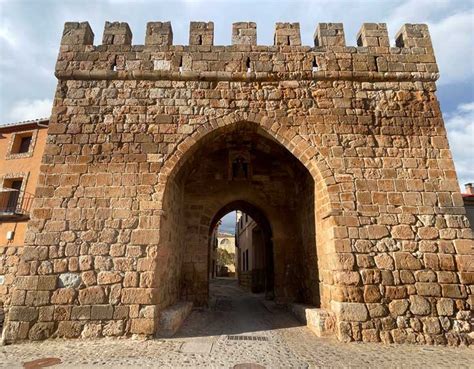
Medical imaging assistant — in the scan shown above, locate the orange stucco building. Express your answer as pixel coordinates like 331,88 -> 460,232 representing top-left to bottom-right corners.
0,118 -> 48,305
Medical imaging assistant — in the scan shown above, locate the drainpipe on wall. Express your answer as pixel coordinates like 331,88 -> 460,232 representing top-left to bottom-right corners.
36,119 -> 49,128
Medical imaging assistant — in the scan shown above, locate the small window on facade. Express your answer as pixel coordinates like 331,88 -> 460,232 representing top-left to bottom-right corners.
3,179 -> 23,212
232,156 -> 249,180
18,136 -> 32,153
245,249 -> 249,271
8,131 -> 35,158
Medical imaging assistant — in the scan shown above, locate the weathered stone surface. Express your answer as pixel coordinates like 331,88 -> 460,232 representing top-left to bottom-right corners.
97,271 -> 122,285
394,253 -> 422,270
331,301 -> 368,322
291,304 -> 335,336
56,321 -> 82,338
374,254 -> 394,270
415,282 -> 441,297
423,317 -> 441,334
28,322 -> 55,341
121,288 -> 156,304
392,225 -> 414,240
103,320 -> 124,336
389,299 -> 409,316
81,323 -> 102,339
157,301 -> 193,337
59,273 -> 81,288
409,296 -> 431,316
51,288 -> 75,304
131,318 -> 155,335
78,286 -> 106,305
91,305 -> 113,320
436,298 -> 454,316
367,225 -> 389,240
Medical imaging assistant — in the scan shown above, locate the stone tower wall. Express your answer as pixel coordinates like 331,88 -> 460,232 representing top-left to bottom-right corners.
2,21 -> 473,345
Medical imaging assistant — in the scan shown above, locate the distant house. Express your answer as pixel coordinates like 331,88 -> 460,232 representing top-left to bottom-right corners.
235,211 -> 266,293
462,183 -> 474,232
0,118 -> 49,306
209,224 -> 236,278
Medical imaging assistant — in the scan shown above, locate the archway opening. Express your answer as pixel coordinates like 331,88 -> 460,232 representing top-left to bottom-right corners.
209,202 -> 275,298
209,211 -> 238,280
160,121 -> 320,308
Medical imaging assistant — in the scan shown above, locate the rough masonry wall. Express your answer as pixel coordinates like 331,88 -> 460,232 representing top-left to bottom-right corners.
297,170 -> 319,305
3,21 -> 473,345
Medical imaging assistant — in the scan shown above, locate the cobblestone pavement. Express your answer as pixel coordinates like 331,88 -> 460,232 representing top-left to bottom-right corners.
1,279 -> 473,368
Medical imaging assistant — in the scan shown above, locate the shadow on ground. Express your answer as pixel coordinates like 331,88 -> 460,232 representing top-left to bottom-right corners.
172,278 -> 304,339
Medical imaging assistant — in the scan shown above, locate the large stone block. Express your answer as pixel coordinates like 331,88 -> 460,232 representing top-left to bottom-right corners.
290,304 -> 334,337
232,22 -> 256,45
409,295 -> 430,315
102,22 -> 132,45
78,286 -> 106,305
274,23 -> 301,46
314,23 -> 345,46
189,22 -> 213,45
131,318 -> 155,335
145,22 -> 173,46
331,301 -> 368,322
157,301 -> 193,337
61,22 -> 94,45
394,252 -> 422,270
121,288 -> 157,304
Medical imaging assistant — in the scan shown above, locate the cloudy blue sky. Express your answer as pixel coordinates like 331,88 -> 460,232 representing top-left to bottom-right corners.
1,0 -> 473,232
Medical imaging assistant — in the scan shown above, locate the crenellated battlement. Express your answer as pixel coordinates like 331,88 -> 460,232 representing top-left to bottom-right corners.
56,21 -> 438,82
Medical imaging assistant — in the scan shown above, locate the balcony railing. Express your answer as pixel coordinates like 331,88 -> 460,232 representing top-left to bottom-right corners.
0,189 -> 34,218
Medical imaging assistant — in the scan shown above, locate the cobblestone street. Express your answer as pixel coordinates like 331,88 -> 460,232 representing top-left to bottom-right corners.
1,279 -> 473,368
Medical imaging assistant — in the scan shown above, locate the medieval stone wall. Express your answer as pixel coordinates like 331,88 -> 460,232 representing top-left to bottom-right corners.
2,21 -> 472,345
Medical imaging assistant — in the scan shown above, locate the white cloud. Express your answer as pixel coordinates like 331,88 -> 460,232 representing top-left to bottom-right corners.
220,211 -> 237,235
445,102 -> 474,187
385,0 -> 474,85
7,99 -> 53,122
429,12 -> 474,85
0,20 -> 19,48
387,0 -> 451,23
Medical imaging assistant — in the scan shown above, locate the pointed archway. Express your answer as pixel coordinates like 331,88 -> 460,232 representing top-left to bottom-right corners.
155,118 -> 335,309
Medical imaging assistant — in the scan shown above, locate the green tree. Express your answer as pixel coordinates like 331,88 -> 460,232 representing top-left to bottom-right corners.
217,248 -> 235,267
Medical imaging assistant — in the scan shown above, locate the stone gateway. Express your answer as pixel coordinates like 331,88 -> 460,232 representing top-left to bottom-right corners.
3,21 -> 473,345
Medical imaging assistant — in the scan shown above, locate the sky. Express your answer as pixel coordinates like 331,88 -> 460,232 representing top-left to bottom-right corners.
219,212 -> 237,234
1,0 -> 473,233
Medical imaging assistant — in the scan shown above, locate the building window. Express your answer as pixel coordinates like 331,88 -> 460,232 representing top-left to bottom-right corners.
228,150 -> 251,181
4,180 -> 22,212
6,130 -> 38,159
232,156 -> 249,179
0,173 -> 29,215
220,238 -> 230,245
245,249 -> 249,271
18,135 -> 32,153
242,249 -> 250,272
